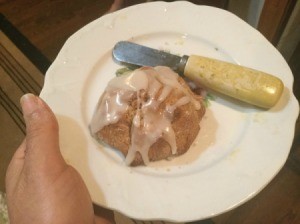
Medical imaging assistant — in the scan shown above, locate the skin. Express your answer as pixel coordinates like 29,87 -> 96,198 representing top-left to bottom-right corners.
107,0 -> 124,13
5,94 -> 114,224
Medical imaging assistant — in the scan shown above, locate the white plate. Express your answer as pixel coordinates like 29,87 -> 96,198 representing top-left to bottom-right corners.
40,2 -> 299,222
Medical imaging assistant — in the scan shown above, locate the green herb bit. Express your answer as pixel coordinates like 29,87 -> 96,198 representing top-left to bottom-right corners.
203,93 -> 216,107
116,67 -> 133,76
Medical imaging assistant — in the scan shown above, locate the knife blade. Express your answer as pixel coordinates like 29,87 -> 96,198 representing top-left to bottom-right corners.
113,41 -> 188,73
113,41 -> 284,108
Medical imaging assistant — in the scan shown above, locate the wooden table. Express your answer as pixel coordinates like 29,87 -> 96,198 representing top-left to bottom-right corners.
1,1 -> 300,223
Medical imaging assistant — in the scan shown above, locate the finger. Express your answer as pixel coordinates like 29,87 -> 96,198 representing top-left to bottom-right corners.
20,93 -> 66,171
5,139 -> 26,192
10,139 -> 26,169
107,0 -> 124,13
12,139 -> 26,160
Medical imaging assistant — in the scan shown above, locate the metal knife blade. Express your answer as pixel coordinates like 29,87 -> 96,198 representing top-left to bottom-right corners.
113,41 -> 188,74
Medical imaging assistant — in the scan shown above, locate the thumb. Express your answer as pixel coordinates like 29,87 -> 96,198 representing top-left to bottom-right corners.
21,93 -> 66,170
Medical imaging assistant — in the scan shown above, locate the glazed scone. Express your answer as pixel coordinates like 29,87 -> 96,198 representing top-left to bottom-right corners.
90,66 -> 205,166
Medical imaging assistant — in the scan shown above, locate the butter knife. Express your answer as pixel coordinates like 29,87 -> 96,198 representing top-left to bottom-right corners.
113,41 -> 283,108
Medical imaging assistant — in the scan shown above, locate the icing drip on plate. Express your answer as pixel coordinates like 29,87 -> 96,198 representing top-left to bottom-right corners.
90,66 -> 201,165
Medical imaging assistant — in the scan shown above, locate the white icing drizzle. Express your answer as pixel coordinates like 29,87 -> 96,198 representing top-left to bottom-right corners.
91,66 -> 201,165
155,66 -> 201,110
166,96 -> 191,115
90,89 -> 134,134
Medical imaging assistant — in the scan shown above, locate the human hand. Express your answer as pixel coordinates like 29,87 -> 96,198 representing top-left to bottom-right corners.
5,94 -> 114,224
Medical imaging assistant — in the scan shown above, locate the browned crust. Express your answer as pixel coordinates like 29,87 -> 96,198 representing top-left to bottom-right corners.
96,76 -> 206,166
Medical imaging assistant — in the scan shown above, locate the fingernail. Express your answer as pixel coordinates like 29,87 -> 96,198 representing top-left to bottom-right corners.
20,93 -> 39,115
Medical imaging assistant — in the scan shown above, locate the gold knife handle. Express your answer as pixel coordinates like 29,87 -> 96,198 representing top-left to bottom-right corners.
184,55 -> 284,108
